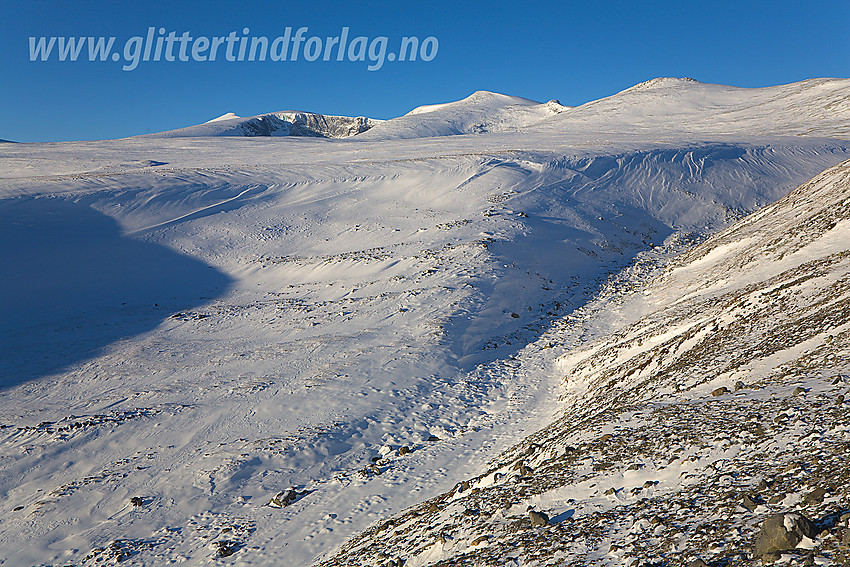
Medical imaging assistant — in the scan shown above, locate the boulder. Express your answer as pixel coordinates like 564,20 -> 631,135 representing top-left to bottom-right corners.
804,486 -> 827,505
741,493 -> 760,512
528,510 -> 549,527
268,488 -> 298,508
753,513 -> 817,558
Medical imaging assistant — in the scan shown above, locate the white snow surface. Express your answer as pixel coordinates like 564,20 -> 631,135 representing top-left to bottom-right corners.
0,77 -> 849,566
206,113 -> 241,124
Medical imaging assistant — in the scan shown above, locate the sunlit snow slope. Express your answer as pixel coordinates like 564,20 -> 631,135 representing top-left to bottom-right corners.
321,155 -> 850,567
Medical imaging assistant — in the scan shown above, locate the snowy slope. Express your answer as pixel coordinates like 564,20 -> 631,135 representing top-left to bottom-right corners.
144,110 -> 379,138
0,78 -> 849,567
321,158 -> 850,567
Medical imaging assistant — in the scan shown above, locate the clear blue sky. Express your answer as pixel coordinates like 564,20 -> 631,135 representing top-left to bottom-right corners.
2,0 -> 848,142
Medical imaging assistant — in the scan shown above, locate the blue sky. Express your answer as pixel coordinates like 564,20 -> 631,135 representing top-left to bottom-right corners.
2,0 -> 848,142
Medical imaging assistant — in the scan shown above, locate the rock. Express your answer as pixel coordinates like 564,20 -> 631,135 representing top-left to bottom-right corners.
510,312 -> 520,318
471,535 -> 489,545
712,386 -> 730,397
688,559 -> 710,567
268,488 -> 298,508
753,513 -> 818,558
793,386 -> 807,396
741,493 -> 760,512
399,446 -> 410,455
528,510 -> 549,527
129,496 -> 143,507
599,433 -> 614,442
837,394 -> 845,405
213,540 -> 235,558
804,486 -> 827,505
427,502 -> 440,513
604,487 -> 617,496
768,493 -> 786,505
427,435 -> 440,442
735,380 -> 747,391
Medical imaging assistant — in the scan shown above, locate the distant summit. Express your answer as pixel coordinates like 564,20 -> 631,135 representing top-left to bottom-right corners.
356,90 -> 570,140
143,110 -> 380,139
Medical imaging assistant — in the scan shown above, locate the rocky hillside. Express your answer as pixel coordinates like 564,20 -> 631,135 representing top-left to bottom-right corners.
319,159 -> 850,566
143,110 -> 378,138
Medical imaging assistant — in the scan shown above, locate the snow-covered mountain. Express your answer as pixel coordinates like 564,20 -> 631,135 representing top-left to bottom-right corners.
1,77 -> 849,567
356,91 -> 568,139
144,110 -> 379,138
136,77 -> 850,142
533,77 -> 850,139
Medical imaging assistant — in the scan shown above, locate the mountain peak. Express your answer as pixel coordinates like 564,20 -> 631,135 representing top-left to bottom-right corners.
205,112 -> 240,123
624,76 -> 702,91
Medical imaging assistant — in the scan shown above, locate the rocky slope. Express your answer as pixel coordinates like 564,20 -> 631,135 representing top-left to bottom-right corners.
143,110 -> 378,138
319,159 -> 850,566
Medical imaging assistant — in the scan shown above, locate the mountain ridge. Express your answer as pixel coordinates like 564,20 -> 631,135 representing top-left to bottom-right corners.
135,77 -> 850,142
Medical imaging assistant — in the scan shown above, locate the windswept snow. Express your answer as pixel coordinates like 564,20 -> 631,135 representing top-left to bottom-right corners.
1,77 -> 849,566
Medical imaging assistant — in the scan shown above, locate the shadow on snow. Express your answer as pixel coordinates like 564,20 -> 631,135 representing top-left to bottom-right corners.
0,197 -> 233,390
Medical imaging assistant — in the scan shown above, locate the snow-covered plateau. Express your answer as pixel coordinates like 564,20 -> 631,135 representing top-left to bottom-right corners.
1,77 -> 849,566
